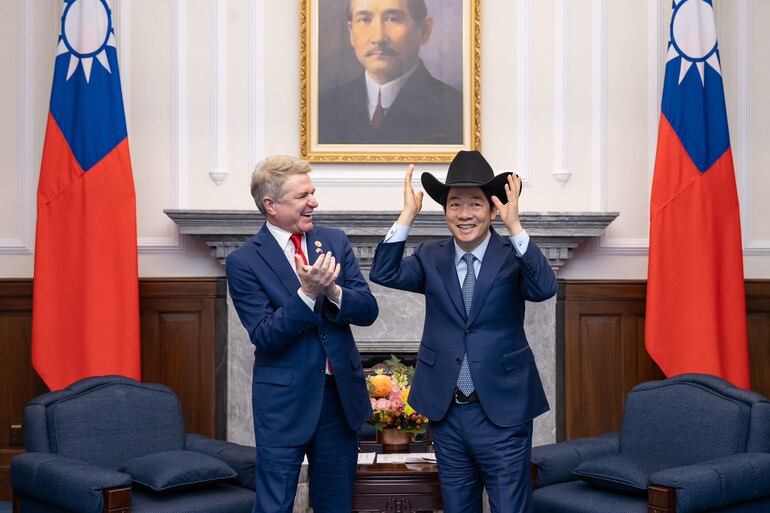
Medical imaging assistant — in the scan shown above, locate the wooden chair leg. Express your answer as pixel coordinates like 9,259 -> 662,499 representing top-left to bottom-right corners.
103,487 -> 132,513
13,488 -> 131,513
648,485 -> 676,513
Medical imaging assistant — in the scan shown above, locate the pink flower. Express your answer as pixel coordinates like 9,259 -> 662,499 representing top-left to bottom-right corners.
388,398 -> 404,412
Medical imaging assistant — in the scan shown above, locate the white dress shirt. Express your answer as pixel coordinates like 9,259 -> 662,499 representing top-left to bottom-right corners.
365,62 -> 420,121
265,222 -> 338,374
383,222 -> 531,258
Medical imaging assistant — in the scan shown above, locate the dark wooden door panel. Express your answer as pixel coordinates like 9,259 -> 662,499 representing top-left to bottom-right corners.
560,281 -> 663,440
747,282 -> 770,399
567,314 -> 624,438
139,280 -> 226,439
0,281 -> 44,502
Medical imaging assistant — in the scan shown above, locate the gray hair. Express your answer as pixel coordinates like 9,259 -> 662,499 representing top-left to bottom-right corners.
250,155 -> 312,214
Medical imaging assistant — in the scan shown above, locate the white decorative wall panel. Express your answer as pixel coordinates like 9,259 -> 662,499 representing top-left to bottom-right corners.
0,1 -> 25,254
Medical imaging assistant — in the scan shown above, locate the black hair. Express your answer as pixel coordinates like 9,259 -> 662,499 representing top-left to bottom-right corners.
440,189 -> 496,211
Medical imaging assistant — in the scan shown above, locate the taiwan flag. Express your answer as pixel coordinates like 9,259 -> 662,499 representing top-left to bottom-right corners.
32,0 -> 141,391
646,0 -> 750,388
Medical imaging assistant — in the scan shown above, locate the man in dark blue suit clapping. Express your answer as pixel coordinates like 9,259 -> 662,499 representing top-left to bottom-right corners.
370,150 -> 557,513
227,155 -> 378,513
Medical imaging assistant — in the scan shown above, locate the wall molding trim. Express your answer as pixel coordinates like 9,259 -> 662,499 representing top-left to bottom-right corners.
516,0 -> 533,184
4,0 -> 36,256
209,0 -> 228,185
249,0 -> 266,170
172,0 -> 188,210
553,0 -> 571,187
647,0 -> 662,189
591,0 -> 607,211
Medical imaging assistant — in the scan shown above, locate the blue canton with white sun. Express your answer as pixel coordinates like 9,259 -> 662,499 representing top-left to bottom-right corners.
51,0 -> 127,172
662,0 -> 730,173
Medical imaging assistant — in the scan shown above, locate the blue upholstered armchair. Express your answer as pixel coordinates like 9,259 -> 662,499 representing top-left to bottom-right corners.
11,376 -> 256,513
531,374 -> 770,513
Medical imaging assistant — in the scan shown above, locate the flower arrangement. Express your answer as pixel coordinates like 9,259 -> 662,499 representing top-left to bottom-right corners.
367,355 -> 428,433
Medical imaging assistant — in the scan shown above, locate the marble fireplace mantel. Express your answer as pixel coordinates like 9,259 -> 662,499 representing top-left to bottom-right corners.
165,209 -> 618,446
165,210 -> 618,271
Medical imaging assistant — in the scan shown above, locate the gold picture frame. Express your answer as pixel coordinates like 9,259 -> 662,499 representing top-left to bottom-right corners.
300,0 -> 481,163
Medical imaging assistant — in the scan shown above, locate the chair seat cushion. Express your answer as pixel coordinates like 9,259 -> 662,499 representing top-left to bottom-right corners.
533,480 -> 647,513
572,454 -> 673,495
120,450 -> 237,492
133,483 -> 255,513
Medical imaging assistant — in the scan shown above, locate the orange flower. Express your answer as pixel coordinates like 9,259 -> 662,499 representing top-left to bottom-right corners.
369,374 -> 392,398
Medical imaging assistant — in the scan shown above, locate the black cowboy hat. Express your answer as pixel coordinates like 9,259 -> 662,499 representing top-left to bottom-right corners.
420,150 -> 518,207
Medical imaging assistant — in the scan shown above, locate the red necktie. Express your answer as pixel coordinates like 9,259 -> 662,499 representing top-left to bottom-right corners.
290,233 -> 307,269
370,90 -> 384,130
291,233 -> 333,374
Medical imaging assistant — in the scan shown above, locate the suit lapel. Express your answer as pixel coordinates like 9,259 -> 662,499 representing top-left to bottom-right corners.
252,224 -> 301,296
467,231 -> 509,326
305,229 -> 321,267
436,239 -> 467,321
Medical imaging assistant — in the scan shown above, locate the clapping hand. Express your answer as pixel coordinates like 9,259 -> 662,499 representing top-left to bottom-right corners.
397,164 -> 423,227
491,174 -> 524,236
295,252 -> 340,300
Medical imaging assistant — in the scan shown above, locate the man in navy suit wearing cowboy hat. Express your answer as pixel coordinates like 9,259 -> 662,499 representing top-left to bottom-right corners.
370,150 -> 557,513
226,155 -> 378,513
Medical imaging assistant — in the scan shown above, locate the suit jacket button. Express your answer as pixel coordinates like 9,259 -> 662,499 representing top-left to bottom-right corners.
320,333 -> 327,340
319,367 -> 325,373
455,357 -> 462,365
464,329 -> 471,336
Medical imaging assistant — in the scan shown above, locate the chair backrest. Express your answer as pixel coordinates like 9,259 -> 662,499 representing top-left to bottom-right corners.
24,376 -> 186,470
620,374 -> 770,466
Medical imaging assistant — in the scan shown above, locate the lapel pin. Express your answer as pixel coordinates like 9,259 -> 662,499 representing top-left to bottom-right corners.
314,241 -> 323,248
315,248 -> 323,254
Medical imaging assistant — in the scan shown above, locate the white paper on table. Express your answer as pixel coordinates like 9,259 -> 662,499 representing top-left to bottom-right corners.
357,452 -> 376,465
375,453 -> 437,464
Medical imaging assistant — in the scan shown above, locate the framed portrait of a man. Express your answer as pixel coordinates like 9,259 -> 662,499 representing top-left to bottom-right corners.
301,0 -> 480,163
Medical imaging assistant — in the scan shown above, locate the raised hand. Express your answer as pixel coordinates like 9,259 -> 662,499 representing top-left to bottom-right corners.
295,251 -> 340,300
491,174 -> 524,236
397,164 -> 423,227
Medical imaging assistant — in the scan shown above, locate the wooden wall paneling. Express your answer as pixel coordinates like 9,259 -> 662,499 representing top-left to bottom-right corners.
747,281 -> 770,399
139,278 -> 227,439
0,280 -> 44,501
559,281 -> 663,441
558,280 -> 770,442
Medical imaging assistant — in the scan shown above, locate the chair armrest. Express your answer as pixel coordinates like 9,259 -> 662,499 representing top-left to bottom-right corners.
531,433 -> 619,487
186,433 -> 255,490
11,452 -> 132,513
649,452 -> 770,513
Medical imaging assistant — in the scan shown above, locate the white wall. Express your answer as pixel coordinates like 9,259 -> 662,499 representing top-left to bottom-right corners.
1,0 -> 768,279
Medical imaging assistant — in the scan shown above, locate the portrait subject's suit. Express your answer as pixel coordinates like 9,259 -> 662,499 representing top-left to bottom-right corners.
226,224 -> 377,513
370,228 -> 557,512
318,60 -> 463,145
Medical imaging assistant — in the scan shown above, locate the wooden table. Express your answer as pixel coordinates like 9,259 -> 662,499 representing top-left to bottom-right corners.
353,462 -> 443,512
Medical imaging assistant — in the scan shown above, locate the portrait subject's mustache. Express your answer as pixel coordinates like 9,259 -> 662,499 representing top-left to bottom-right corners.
365,44 -> 398,58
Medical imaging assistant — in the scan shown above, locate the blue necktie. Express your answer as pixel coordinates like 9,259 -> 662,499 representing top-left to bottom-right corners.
456,253 -> 476,396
